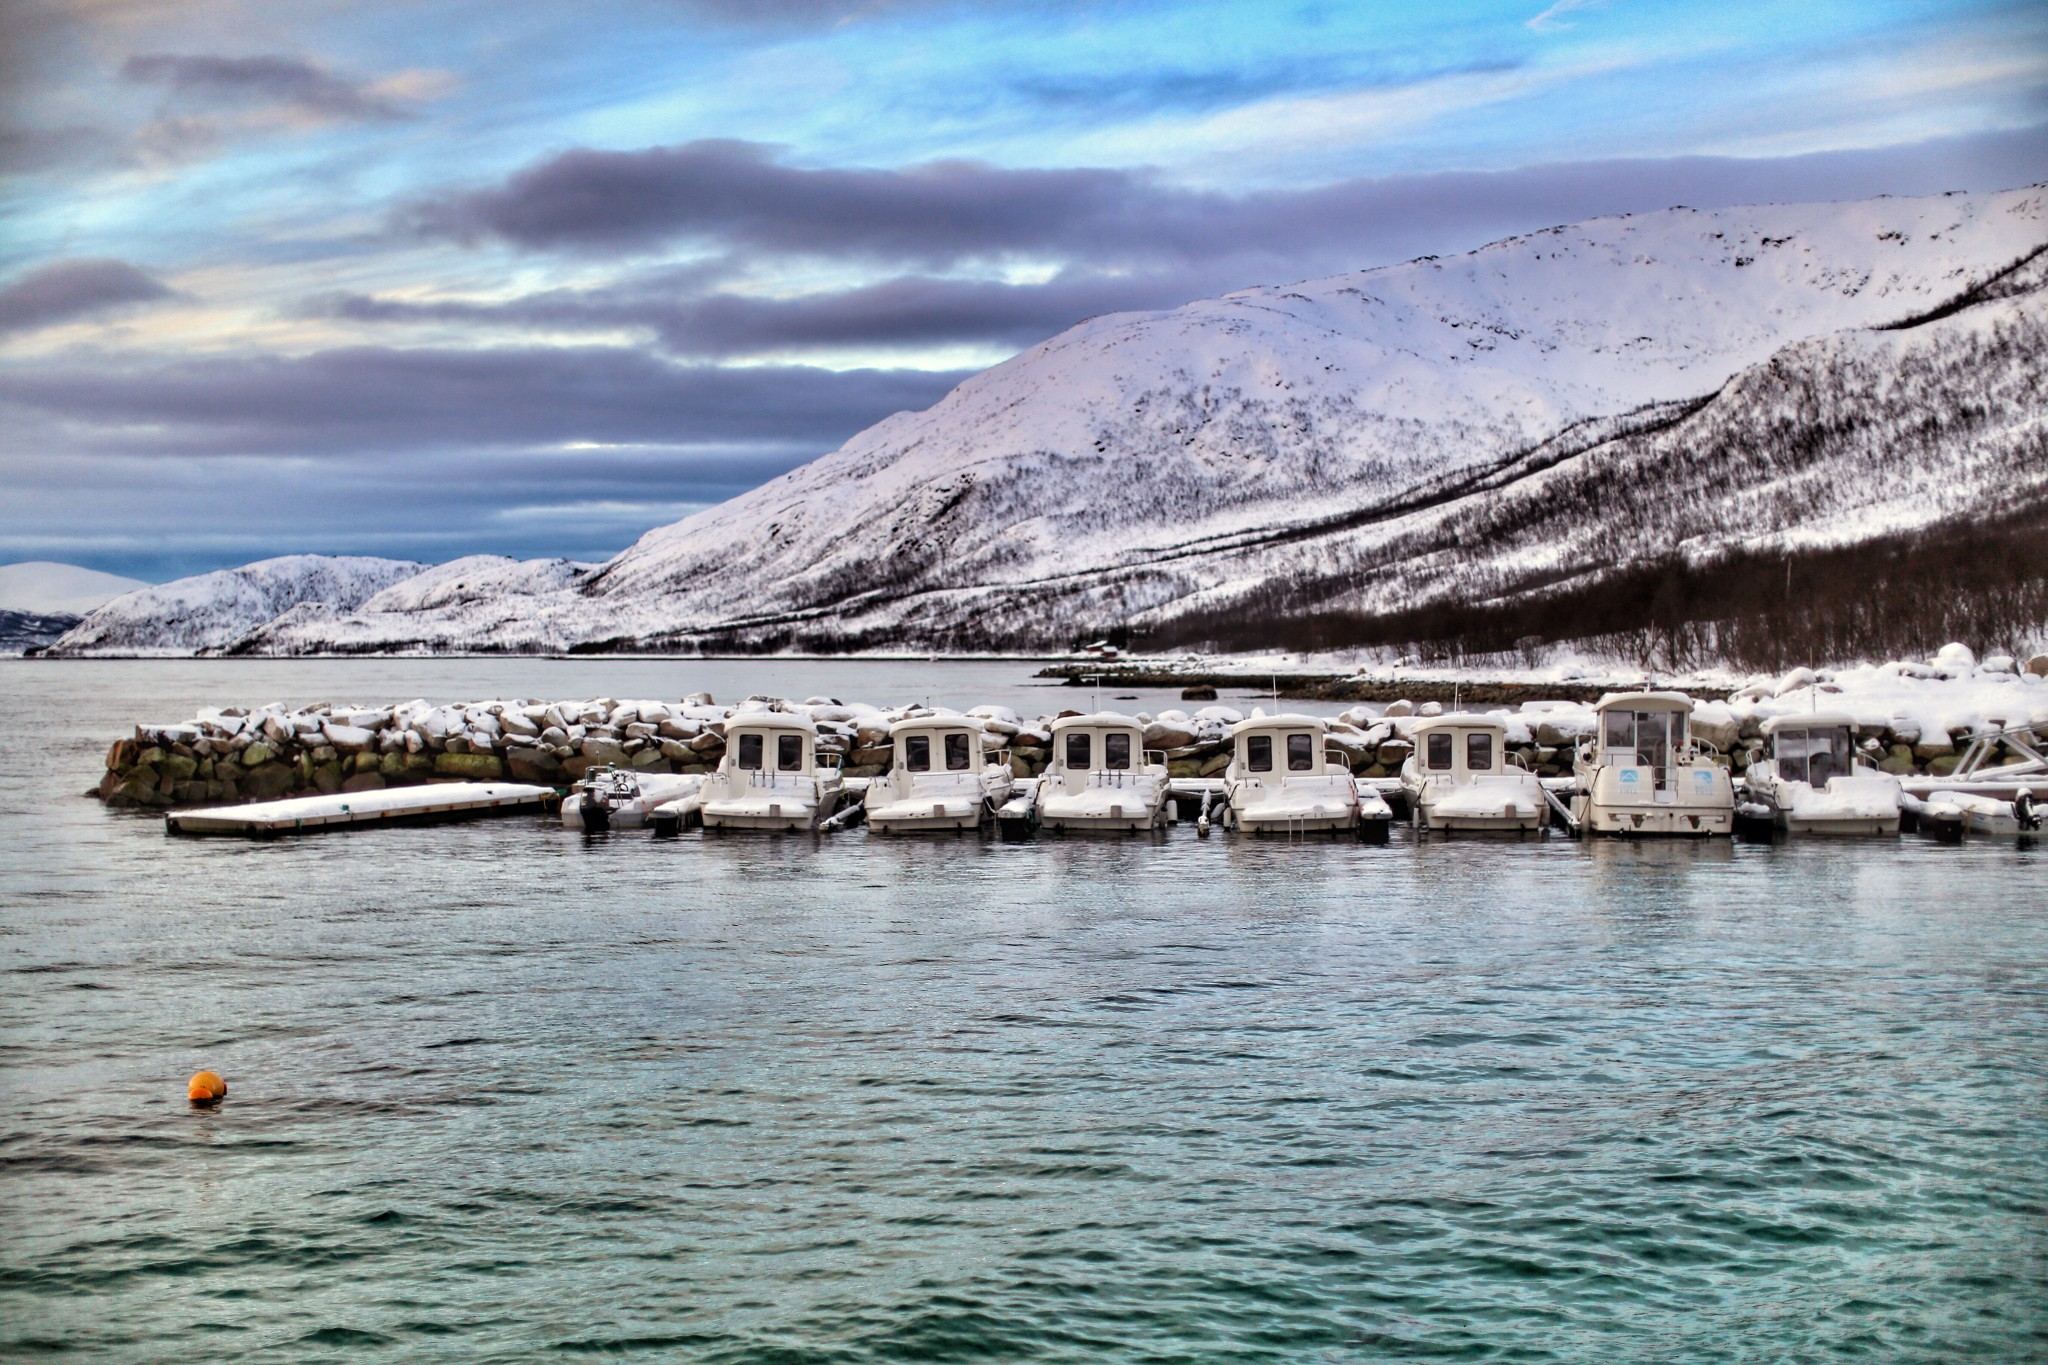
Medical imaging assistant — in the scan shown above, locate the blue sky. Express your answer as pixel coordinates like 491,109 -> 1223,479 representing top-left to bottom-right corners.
1,0 -> 2043,580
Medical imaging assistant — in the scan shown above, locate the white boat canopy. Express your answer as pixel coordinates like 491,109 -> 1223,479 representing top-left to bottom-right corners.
1760,711 -> 1860,734
1229,711 -> 1330,776
1595,691 -> 1695,714
1410,712 -> 1510,775
723,709 -> 822,774
888,712 -> 988,774
1048,712 -> 1149,772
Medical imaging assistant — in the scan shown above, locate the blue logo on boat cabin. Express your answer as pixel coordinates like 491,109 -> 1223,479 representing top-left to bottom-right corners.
1619,769 -> 1641,787
1692,769 -> 1716,790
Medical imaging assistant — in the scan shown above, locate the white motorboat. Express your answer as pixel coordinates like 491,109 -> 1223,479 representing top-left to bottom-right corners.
561,765 -> 703,832
865,713 -> 1015,833
1400,713 -> 1545,834
1923,788 -> 2042,838
1571,692 -> 1733,837
699,710 -> 845,831
1741,713 -> 1901,835
1222,711 -> 1378,835
1031,712 -> 1169,832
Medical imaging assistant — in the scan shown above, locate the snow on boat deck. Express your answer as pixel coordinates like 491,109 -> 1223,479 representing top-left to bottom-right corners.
166,782 -> 553,837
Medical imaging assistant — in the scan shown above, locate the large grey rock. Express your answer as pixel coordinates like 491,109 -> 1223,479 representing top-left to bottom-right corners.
580,737 -> 628,766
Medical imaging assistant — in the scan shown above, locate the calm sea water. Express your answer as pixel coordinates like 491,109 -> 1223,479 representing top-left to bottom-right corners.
2,660 -> 2044,1362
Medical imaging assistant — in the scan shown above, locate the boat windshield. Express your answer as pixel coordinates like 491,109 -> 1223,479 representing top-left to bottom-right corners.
1287,733 -> 1314,771
1776,725 -> 1853,785
737,733 -> 763,770
1065,732 -> 1090,770
1466,732 -> 1493,771
944,732 -> 972,771
1247,734 -> 1272,772
1427,733 -> 1453,771
1605,709 -> 1680,771
777,734 -> 803,771
1105,732 -> 1132,770
905,734 -> 931,772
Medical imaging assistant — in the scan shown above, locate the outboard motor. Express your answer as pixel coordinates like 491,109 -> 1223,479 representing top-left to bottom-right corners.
578,765 -> 634,834
2017,788 -> 2040,833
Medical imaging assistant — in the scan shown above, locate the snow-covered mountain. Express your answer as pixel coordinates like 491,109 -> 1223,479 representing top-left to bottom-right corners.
53,555 -> 427,656
46,185 -> 2048,658
0,561 -> 148,616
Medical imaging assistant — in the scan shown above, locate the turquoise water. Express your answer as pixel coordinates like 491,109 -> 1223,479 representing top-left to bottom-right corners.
2,661 -> 2044,1361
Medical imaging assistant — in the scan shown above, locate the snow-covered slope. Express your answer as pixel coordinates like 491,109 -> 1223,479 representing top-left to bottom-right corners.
54,556 -> 426,656
0,562 -> 148,616
44,185 -> 2048,657
576,187 -> 2046,635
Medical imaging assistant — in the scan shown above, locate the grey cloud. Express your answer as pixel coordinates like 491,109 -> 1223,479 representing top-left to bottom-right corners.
0,258 -> 174,334
0,443 -> 812,580
401,139 -> 1146,261
0,345 -> 967,457
0,124 -> 109,174
356,124 -> 2048,361
400,124 -> 2048,268
122,53 -> 410,122
307,267 -> 1211,356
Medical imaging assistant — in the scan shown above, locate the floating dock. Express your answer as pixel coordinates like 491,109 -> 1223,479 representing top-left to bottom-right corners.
166,782 -> 555,838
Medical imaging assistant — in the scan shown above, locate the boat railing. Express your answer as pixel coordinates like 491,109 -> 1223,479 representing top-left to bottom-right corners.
1952,724 -> 2047,780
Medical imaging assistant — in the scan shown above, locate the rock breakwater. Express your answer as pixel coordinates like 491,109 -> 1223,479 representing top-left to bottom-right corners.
94,657 -> 2047,810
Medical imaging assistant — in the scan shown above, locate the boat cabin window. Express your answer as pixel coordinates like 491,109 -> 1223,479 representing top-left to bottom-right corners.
905,734 -> 931,772
1287,733 -> 1314,771
944,732 -> 972,771
1427,732 -> 1454,771
1466,732 -> 1493,771
1065,732 -> 1090,769
737,733 -> 763,769
777,733 -> 803,771
1105,732 -> 1132,770
1604,708 -> 1681,768
1776,725 -> 1852,786
1247,734 -> 1273,772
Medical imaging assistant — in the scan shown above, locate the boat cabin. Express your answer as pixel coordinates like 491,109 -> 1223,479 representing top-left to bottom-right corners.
1048,712 -> 1153,775
1591,692 -> 1694,784
892,713 -> 985,775
1230,712 -> 1340,777
723,711 -> 827,776
1410,713 -> 1510,779
1760,713 -> 1859,786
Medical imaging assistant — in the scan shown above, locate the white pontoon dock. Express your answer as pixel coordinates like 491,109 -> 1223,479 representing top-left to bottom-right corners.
166,781 -> 553,837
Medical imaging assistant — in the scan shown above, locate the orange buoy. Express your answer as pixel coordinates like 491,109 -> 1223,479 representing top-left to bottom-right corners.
188,1071 -> 227,1105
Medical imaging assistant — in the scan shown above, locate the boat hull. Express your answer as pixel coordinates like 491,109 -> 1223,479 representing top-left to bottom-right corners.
701,796 -> 832,831
867,798 -> 985,833
1579,801 -> 1733,837
1783,812 -> 1900,836
1416,810 -> 1541,834
1236,807 -> 1356,834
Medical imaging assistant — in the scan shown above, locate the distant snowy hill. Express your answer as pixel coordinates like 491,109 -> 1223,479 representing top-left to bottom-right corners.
46,185 -> 2048,659
0,610 -> 84,655
54,556 -> 426,656
0,562 -> 148,616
